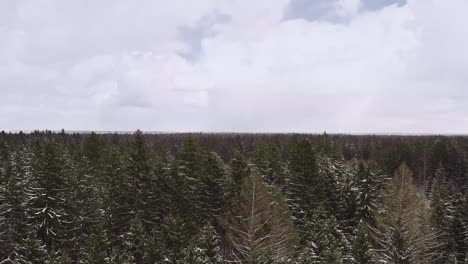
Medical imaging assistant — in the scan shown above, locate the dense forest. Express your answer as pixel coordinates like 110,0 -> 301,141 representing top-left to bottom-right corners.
1,130 -> 468,263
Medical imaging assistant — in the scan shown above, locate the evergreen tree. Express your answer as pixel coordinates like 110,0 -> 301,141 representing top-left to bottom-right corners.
122,216 -> 146,263
373,163 -> 441,263
175,136 -> 205,223
225,171 -> 296,263
354,164 -> 385,223
286,138 -> 320,242
79,225 -> 110,264
0,146 -> 31,262
447,192 -> 467,263
194,224 -> 223,264
253,141 -> 286,187
45,250 -> 72,264
126,130 -> 157,228
16,226 -> 47,264
100,144 -> 129,246
350,221 -> 373,264
199,152 -> 229,222
230,150 -> 250,196
27,141 -> 71,249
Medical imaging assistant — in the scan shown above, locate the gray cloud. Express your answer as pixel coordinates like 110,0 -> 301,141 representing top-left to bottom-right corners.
0,0 -> 468,133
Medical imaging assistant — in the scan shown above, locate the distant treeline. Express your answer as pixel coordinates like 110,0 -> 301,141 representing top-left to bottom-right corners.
0,130 -> 467,263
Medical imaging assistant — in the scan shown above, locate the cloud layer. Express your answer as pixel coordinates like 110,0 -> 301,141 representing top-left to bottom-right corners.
1,0 -> 467,133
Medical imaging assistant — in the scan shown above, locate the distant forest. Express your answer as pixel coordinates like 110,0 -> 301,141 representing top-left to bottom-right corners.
1,130 -> 468,263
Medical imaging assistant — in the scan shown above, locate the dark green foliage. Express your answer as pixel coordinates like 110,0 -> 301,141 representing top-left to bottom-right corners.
253,141 -> 286,187
351,221 -> 373,264
1,132 -> 467,262
79,225 -> 110,264
199,152 -> 229,222
122,216 -> 146,263
27,141 -> 71,248
230,150 -> 250,195
0,146 -> 31,261
286,138 -> 320,235
16,226 -> 47,264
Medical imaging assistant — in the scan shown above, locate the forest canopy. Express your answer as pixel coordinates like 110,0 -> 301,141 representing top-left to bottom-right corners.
0,130 -> 467,263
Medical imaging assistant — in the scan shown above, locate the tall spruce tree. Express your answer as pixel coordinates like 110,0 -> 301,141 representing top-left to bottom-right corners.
286,138 -> 321,243
350,221 -> 373,264
127,130 -> 157,228
0,146 -> 32,262
27,140 -> 71,249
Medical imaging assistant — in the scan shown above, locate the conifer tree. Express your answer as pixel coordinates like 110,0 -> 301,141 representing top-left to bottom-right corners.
199,152 -> 229,222
447,192 -> 467,263
354,164 -> 386,223
225,171 -> 296,263
27,141 -> 71,249
122,216 -> 146,263
16,226 -> 47,264
230,150 -> 250,195
253,141 -> 286,187
373,163 -> 441,263
45,249 -> 72,264
350,221 -> 373,264
0,146 -> 32,262
175,136 -> 205,223
100,144 -> 129,246
79,225 -> 110,264
126,130 -> 157,228
286,138 -> 320,242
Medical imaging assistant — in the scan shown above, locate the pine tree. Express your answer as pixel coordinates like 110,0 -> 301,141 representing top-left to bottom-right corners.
0,146 -> 32,262
373,163 -> 441,263
350,221 -> 373,264
45,249 -> 72,264
122,216 -> 145,263
429,166 -> 453,262
142,228 -> 166,264
79,225 -> 110,264
159,214 -> 190,263
225,171 -> 296,262
354,164 -> 385,223
303,209 -> 345,264
286,138 -> 320,243
447,192 -> 467,263
175,136 -> 205,223
199,152 -> 229,222
230,150 -> 250,196
67,154 -> 101,258
27,141 -> 71,249
16,226 -> 47,264
253,141 -> 286,187
99,144 -> 129,246
195,224 -> 223,264
126,130 -> 157,228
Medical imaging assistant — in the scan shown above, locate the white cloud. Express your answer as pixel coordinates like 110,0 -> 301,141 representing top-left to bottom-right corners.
0,0 -> 467,133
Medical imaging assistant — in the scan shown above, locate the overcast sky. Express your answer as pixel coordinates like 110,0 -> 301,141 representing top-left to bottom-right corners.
1,0 -> 467,133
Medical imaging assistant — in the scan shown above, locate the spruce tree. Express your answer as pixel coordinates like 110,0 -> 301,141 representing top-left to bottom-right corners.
286,138 -> 320,242
199,152 -> 229,222
0,146 -> 32,262
16,226 -> 47,264
230,150 -> 250,196
100,144 -> 129,246
79,225 -> 110,264
350,221 -> 373,264
122,216 -> 146,263
27,141 -> 71,249
175,136 -> 205,223
126,130 -> 157,228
